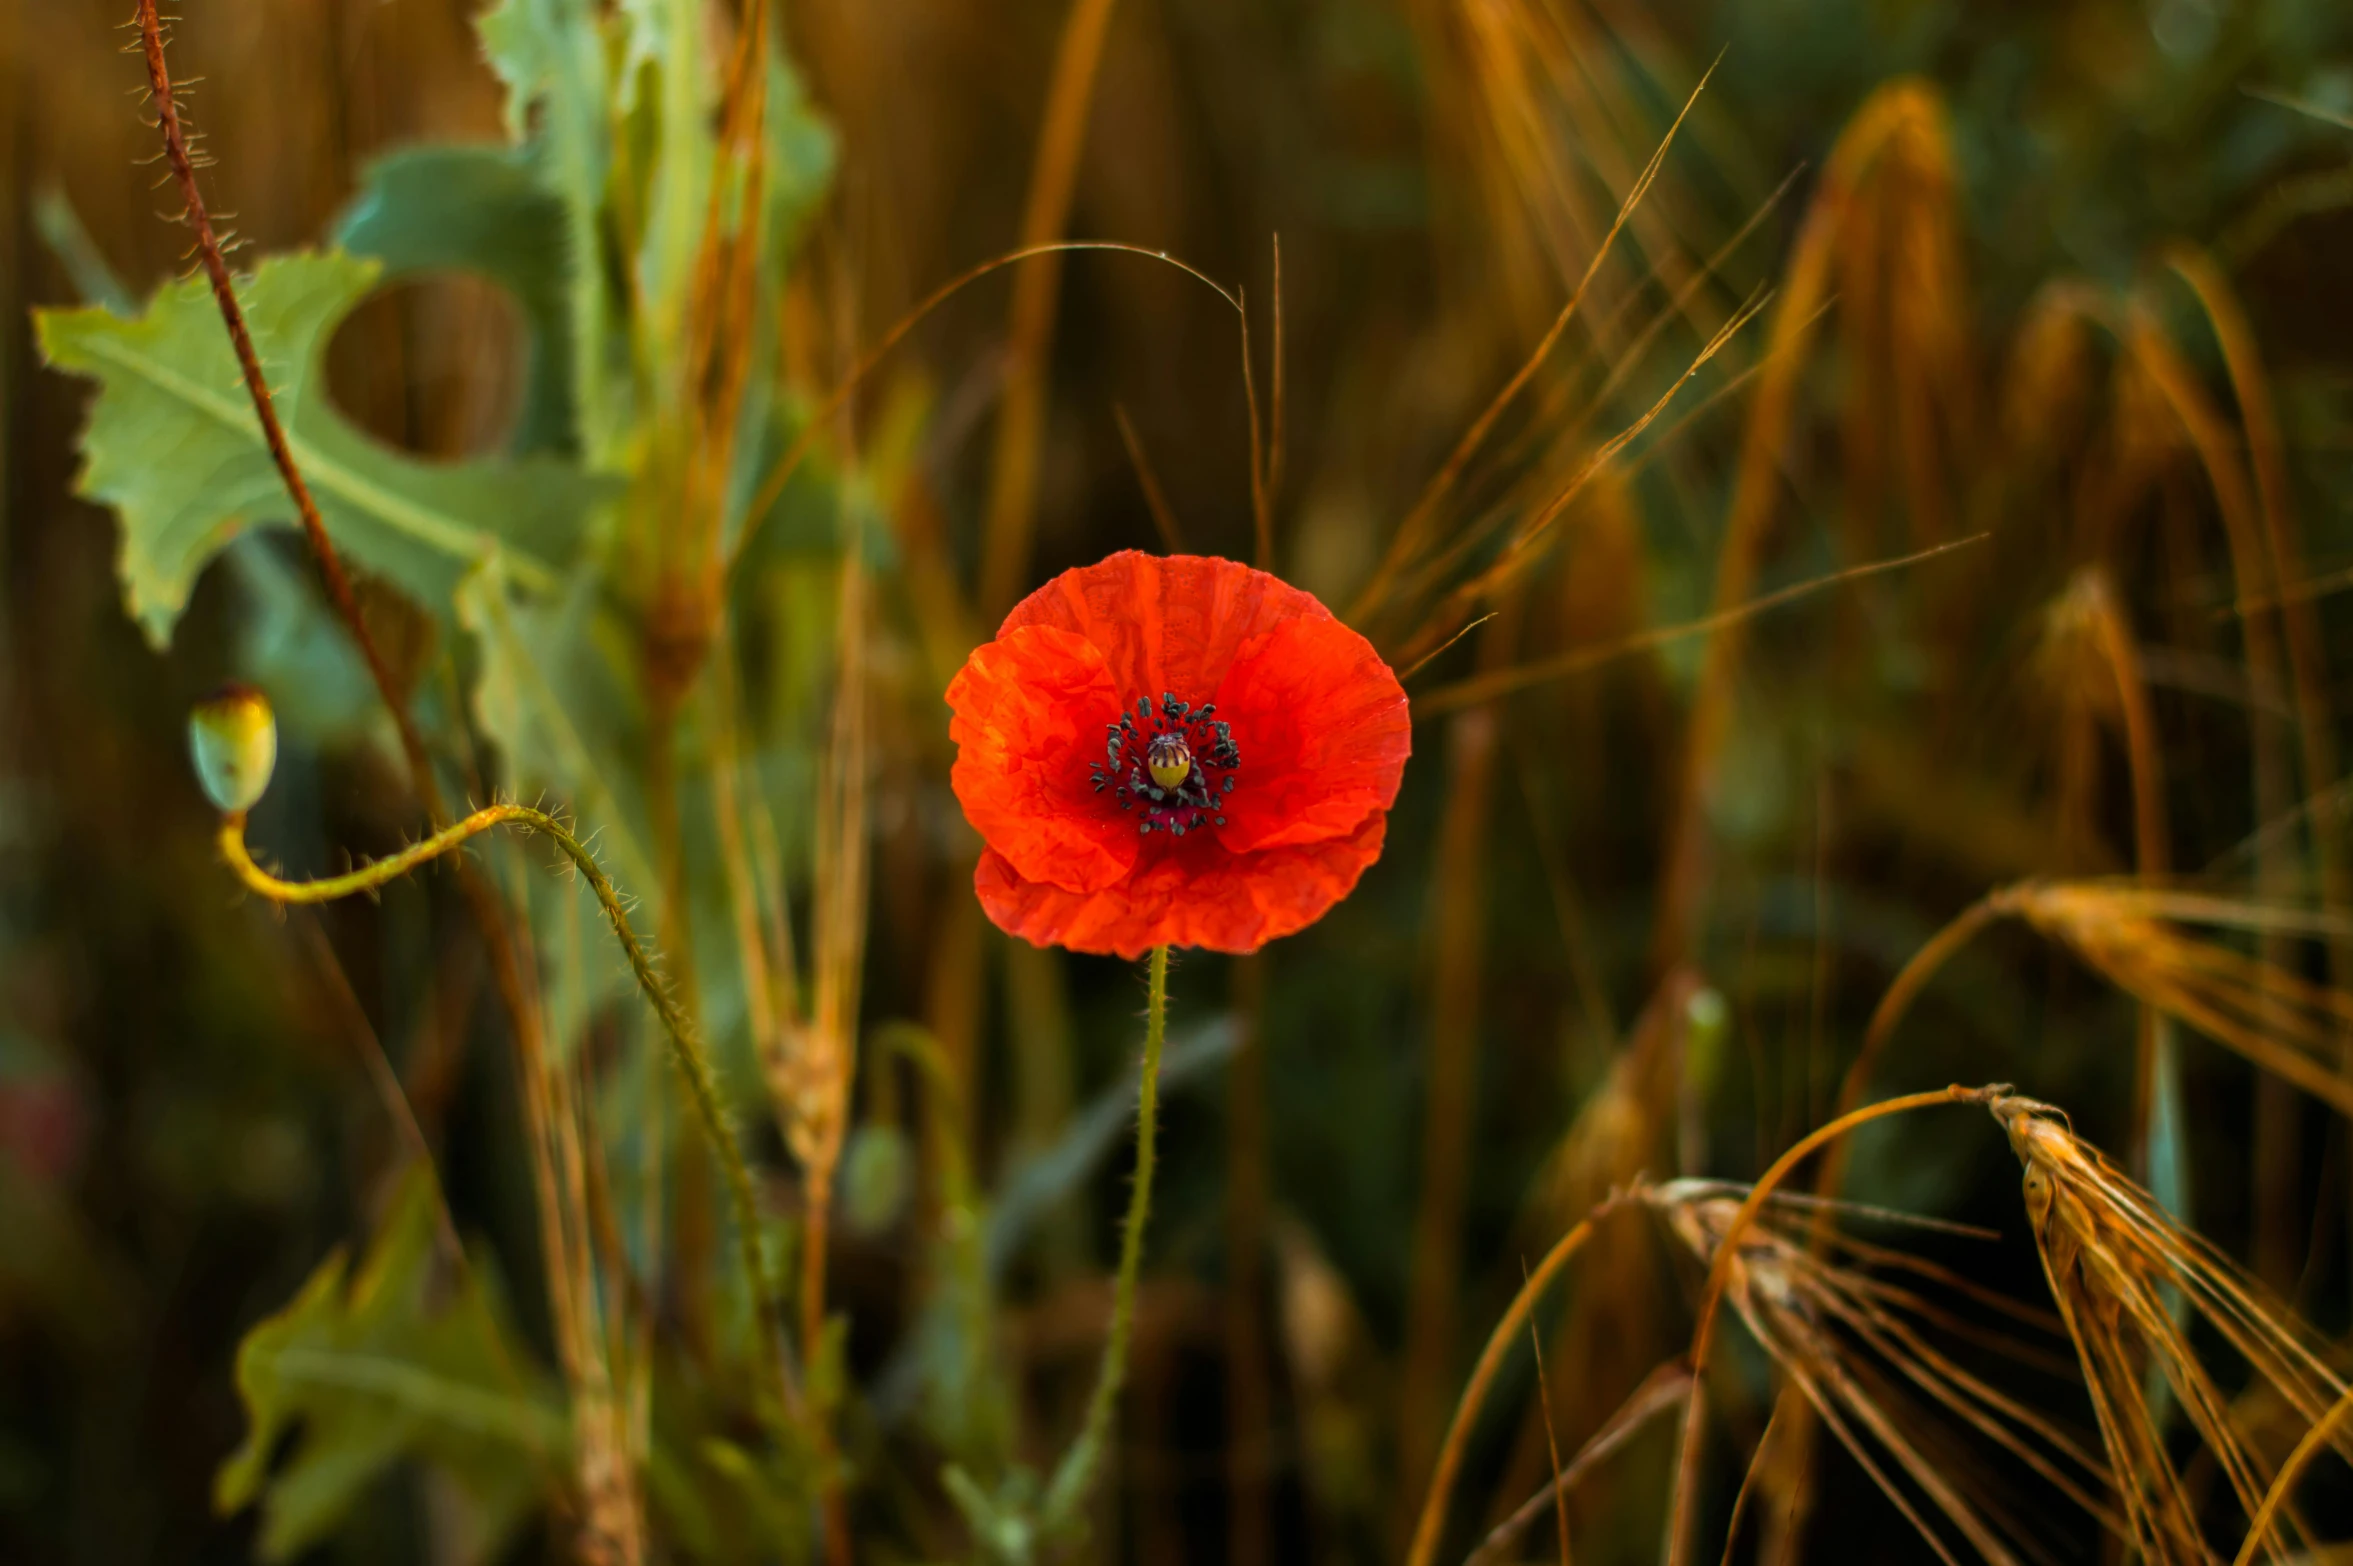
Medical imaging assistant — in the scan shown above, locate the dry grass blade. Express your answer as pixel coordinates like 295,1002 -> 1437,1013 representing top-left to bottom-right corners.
1400,603 -> 1516,1517
1999,883 -> 2353,1121
1992,1096 -> 2353,1563
1392,285 -> 1774,665
1650,1180 -> 2117,1566
2033,569 -> 2176,1180
1414,533 -> 1986,716
1348,55 -> 1723,626
1653,78 -> 1963,975
1404,1192 -> 1631,1566
1462,1361 -> 1693,1566
976,0 -> 1123,617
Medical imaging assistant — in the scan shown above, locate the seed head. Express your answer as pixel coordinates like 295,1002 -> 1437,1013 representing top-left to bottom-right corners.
189,684 -> 277,815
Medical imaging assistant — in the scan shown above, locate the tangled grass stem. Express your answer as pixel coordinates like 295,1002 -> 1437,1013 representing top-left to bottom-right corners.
1042,943 -> 1170,1533
215,807 -> 798,1421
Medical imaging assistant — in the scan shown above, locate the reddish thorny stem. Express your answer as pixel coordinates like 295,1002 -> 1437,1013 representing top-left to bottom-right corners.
130,0 -> 439,806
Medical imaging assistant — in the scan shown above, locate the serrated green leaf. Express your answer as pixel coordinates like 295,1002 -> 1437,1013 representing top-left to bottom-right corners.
335,144 -> 578,455
215,1166 -> 563,1564
35,250 -> 611,648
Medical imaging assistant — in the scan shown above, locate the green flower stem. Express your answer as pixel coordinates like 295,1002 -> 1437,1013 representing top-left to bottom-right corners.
1042,943 -> 1170,1532
216,807 -> 798,1420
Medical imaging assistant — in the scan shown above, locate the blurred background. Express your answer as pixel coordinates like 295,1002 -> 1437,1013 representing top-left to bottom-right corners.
5,0 -> 2353,1562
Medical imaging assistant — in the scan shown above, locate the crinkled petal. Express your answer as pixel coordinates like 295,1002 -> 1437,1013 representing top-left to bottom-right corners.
974,812 -> 1390,957
998,551 -> 1329,705
948,625 -> 1137,894
1212,616 -> 1410,853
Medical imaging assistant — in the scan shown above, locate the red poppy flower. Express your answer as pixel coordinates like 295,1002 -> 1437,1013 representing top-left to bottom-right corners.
948,552 -> 1412,957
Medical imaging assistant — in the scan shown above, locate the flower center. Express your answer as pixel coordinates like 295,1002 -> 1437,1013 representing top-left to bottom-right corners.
1090,693 -> 1240,836
1146,733 -> 1193,790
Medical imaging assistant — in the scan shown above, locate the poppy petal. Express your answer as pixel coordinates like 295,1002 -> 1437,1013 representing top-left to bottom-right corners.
999,551 -> 1329,706
974,812 -> 1389,958
948,625 -> 1138,894
1212,616 -> 1410,854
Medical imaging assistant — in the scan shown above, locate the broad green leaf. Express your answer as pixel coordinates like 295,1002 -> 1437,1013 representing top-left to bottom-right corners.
335,145 -> 578,454
35,250 -> 610,648
215,1166 -> 563,1564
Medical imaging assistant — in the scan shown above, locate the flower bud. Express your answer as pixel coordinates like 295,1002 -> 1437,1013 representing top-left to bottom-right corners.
189,685 -> 277,814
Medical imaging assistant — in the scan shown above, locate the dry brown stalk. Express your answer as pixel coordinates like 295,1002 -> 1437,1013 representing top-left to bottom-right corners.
2166,249 -> 2344,927
731,240 -> 1246,579
1649,1180 -> 2117,1566
1461,1361 -> 1692,1566
1413,533 -> 1986,717
1992,1095 -> 2353,1563
1404,1193 -> 1633,1566
1481,971 -> 1698,1548
2124,304 -> 2303,1286
976,0 -> 1122,618
1225,953 -> 1272,1566
1391,284 -> 1774,663
1347,59 -> 1721,628
1651,79 -> 1957,979
1399,602 -> 1518,1529
2166,247 -> 2353,1293
2034,570 -> 2174,1177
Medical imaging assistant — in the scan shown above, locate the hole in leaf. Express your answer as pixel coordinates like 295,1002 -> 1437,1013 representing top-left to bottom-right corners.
324,272 -> 526,462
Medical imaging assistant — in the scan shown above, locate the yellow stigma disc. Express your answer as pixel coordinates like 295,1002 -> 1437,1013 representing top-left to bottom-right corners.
1146,734 -> 1193,791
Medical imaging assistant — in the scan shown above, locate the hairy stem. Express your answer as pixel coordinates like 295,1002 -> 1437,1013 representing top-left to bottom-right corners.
217,808 -> 797,1419
1042,943 -> 1170,1531
132,0 -> 436,804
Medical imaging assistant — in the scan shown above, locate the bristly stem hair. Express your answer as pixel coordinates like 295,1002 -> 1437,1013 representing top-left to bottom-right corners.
129,0 -> 438,809
1042,943 -> 1170,1533
216,806 -> 800,1423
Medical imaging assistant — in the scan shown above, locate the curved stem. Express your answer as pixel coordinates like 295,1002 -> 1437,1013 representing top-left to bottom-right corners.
1664,1083 -> 2000,1566
2231,1377 -> 2353,1566
1403,1196 -> 1626,1566
218,809 -> 797,1419
1829,893 -> 2010,1124
1043,944 -> 1170,1531
1809,892 -> 2013,1208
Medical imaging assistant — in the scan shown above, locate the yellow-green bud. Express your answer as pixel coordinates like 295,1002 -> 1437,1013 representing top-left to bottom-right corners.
189,685 -> 278,814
